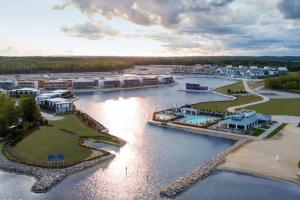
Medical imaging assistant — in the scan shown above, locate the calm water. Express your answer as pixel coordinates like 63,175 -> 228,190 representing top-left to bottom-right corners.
0,77 -> 299,200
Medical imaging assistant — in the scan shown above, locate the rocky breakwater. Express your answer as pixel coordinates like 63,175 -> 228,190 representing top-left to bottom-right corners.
0,152 -> 115,193
160,139 -> 249,199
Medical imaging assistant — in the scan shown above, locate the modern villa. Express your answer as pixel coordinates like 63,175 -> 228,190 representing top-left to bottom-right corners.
218,111 -> 271,131
36,89 -> 73,104
8,88 -> 40,97
39,97 -> 75,114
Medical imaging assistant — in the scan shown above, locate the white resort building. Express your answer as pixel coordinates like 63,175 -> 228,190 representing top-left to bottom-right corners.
218,111 -> 271,131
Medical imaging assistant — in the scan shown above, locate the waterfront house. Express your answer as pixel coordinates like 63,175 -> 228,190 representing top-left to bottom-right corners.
44,80 -> 69,90
122,78 -> 141,88
142,76 -> 159,86
17,80 -> 39,89
159,75 -> 175,84
101,79 -> 122,88
278,67 -> 289,75
72,78 -> 96,89
218,110 -> 271,131
8,88 -> 40,98
245,68 -> 265,79
36,89 -> 73,104
40,97 -> 75,114
0,80 -> 15,90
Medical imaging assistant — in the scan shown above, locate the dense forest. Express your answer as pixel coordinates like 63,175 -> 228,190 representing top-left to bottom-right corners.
0,56 -> 300,74
265,72 -> 300,92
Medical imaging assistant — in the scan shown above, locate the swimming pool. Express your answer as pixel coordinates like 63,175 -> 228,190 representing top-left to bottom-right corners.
176,114 -> 217,125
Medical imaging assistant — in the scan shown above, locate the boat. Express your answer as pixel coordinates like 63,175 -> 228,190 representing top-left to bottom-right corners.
178,83 -> 213,93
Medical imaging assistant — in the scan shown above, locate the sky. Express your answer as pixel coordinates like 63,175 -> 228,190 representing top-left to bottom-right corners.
0,0 -> 300,57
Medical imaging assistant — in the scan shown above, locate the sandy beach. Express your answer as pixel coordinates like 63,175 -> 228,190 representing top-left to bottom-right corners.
220,124 -> 300,184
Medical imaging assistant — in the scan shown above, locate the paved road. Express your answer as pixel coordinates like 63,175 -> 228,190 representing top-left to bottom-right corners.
227,80 -> 270,112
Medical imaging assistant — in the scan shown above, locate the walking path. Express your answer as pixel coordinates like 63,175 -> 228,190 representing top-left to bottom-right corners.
258,122 -> 282,140
227,80 -> 270,112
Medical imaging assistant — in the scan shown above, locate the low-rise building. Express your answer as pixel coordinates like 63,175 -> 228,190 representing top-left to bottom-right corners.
218,110 -> 271,131
17,80 -> 39,89
0,80 -> 14,90
72,78 -> 97,89
278,67 -> 289,75
159,75 -> 175,84
101,79 -> 122,89
122,78 -> 141,88
142,76 -> 159,86
44,80 -> 69,90
40,98 -> 75,114
36,89 -> 73,104
245,68 -> 265,79
8,88 -> 40,97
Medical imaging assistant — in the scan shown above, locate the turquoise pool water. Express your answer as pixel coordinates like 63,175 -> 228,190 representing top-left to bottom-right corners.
177,115 -> 216,125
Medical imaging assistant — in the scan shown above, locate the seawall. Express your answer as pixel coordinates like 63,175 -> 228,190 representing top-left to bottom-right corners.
148,120 -> 256,141
159,139 -> 249,198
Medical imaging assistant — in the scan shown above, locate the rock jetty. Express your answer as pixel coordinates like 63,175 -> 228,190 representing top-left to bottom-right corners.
0,153 -> 115,193
160,139 -> 248,198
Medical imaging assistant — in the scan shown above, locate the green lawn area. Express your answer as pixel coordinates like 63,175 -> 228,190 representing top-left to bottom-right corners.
266,123 -> 287,139
248,81 -> 265,89
251,128 -> 265,136
4,115 -> 123,167
215,81 -> 244,94
193,95 -> 262,113
244,99 -> 300,116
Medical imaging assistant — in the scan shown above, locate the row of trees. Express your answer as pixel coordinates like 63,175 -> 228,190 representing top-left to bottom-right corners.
0,94 -> 42,143
0,56 -> 300,74
264,72 -> 300,91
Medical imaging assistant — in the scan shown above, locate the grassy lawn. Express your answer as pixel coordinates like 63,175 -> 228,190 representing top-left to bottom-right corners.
244,99 -> 300,116
4,115 -> 123,167
248,81 -> 265,89
193,95 -> 262,113
215,81 -> 244,94
251,128 -> 266,136
266,123 -> 287,139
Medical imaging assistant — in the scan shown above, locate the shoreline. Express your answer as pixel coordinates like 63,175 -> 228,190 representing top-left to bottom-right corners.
220,123 -> 300,185
148,120 -> 257,141
72,82 -> 177,93
0,152 -> 115,193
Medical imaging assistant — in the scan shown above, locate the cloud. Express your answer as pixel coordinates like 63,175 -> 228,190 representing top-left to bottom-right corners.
56,0 -> 235,27
0,46 -> 19,56
61,21 -> 119,40
54,0 -> 300,55
278,0 -> 300,19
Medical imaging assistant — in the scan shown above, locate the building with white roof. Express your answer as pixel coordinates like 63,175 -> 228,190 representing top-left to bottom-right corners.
36,90 -> 73,104
40,98 -> 75,114
8,88 -> 40,97
218,110 -> 271,131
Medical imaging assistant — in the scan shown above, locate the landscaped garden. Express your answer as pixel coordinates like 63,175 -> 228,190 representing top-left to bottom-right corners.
215,81 -> 245,94
193,95 -> 262,113
193,81 -> 264,113
4,114 -> 124,167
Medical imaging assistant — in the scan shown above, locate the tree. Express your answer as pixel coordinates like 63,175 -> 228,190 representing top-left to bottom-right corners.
18,95 -> 42,124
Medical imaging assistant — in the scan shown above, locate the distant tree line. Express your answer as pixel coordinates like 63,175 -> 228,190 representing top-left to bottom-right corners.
0,56 -> 300,74
0,94 -> 42,145
264,72 -> 300,91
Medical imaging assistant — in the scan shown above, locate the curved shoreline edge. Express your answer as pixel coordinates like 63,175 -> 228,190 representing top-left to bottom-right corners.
0,151 -> 115,193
